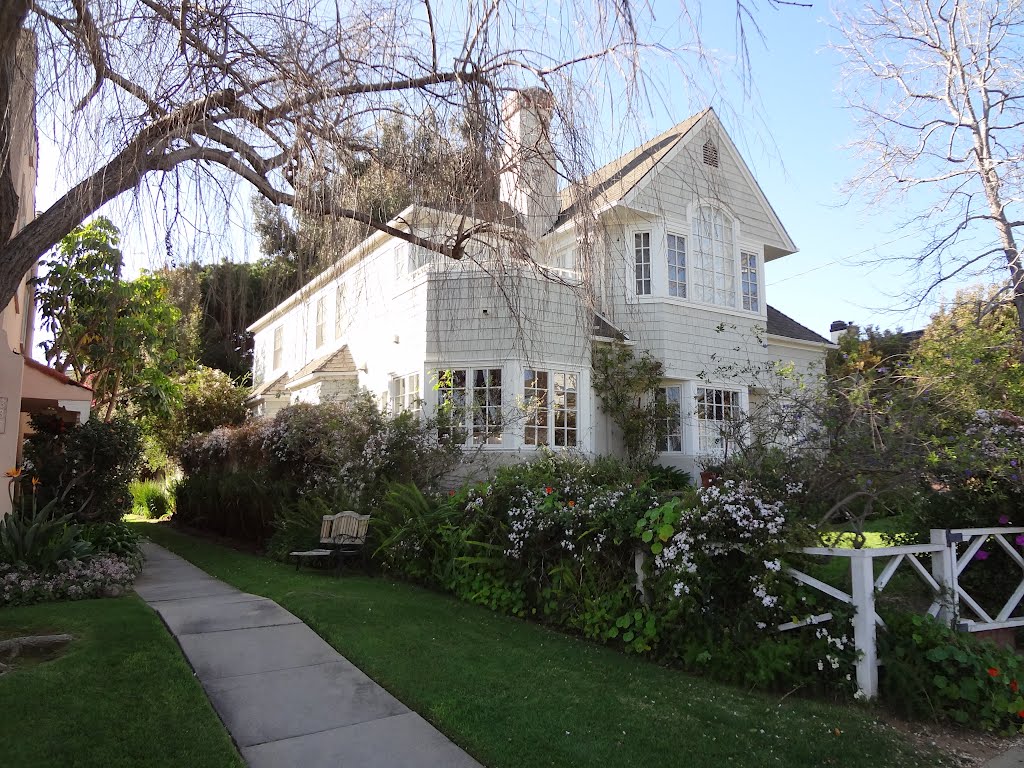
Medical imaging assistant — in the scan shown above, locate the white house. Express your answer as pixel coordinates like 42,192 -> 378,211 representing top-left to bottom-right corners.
248,93 -> 832,477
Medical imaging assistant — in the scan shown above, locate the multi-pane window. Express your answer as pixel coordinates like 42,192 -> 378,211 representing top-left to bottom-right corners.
691,207 -> 736,307
390,373 -> 421,415
524,370 -> 578,447
436,369 -> 467,441
473,369 -> 503,444
334,285 -> 346,340
552,372 -> 578,447
272,326 -> 283,370
658,385 -> 683,452
436,368 -> 502,444
667,234 -> 686,298
634,232 -> 651,295
315,297 -> 326,348
695,387 -> 741,454
523,369 -> 549,446
741,251 -> 760,311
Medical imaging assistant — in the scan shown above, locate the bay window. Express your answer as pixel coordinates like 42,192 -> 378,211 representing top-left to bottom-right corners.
524,369 -> 578,447
437,368 -> 503,444
741,251 -> 760,311
634,232 -> 651,295
691,207 -> 736,308
667,234 -> 686,298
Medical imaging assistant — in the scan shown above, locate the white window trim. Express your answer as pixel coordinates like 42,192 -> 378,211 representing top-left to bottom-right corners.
433,366 -> 506,447
691,382 -> 748,457
739,244 -> 764,315
658,383 -> 684,454
522,367 -> 581,449
632,229 -> 653,296
272,326 -> 284,371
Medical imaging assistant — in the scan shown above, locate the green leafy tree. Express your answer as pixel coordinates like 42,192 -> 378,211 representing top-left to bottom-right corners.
908,285 -> 1024,419
34,217 -> 185,420
591,342 -> 675,470
154,367 -> 250,458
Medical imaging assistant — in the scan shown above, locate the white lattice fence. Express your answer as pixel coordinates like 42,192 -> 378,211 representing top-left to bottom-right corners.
785,527 -> 1024,699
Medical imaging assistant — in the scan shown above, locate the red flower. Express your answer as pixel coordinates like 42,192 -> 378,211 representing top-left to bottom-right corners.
449,490 -> 456,497
1018,710 -> 1024,719
988,667 -> 1000,678
1011,680 -> 1019,693
545,486 -> 553,494
568,500 -> 576,508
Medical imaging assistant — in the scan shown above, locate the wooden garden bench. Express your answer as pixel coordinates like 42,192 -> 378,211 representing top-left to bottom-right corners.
290,511 -> 371,574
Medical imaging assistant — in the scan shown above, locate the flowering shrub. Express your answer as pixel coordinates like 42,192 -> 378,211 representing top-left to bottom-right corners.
0,554 -> 141,607
176,395 -> 461,543
376,456 -> 854,691
881,612 -> 1024,733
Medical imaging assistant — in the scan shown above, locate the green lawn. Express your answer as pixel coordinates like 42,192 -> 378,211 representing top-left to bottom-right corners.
131,521 -> 951,768
0,596 -> 243,768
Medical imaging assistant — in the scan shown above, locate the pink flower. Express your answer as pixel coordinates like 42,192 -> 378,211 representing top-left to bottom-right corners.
999,514 -> 1011,525
1017,534 -> 1024,547
975,550 -> 990,561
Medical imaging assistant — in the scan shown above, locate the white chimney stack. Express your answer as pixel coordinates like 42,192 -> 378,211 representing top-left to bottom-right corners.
500,89 -> 558,243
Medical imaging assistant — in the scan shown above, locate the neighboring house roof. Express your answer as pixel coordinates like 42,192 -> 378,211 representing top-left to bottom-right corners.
555,110 -> 708,228
22,356 -> 93,391
248,372 -> 288,401
766,306 -> 830,345
287,346 -> 357,388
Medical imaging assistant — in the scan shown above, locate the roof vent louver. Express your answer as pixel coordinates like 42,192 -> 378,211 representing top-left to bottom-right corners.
702,139 -> 719,168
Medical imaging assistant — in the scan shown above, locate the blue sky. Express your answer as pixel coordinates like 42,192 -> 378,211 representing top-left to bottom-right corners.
33,1 -> 986,340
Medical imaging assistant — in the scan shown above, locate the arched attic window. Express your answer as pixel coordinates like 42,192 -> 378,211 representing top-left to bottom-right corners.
702,139 -> 719,168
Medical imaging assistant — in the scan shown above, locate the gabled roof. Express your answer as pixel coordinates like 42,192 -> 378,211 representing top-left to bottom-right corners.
287,346 -> 357,387
766,306 -> 830,345
555,110 -> 708,227
248,372 -> 288,401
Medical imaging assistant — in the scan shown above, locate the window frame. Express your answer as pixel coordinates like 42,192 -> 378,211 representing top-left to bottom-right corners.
740,250 -> 760,312
315,296 -> 326,348
634,231 -> 652,296
694,385 -> 743,455
666,233 -> 687,298
657,385 -> 683,453
690,205 -> 738,309
272,326 -> 283,370
436,367 -> 504,446
523,368 -> 579,448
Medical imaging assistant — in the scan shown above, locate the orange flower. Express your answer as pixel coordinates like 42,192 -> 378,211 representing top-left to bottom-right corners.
4,467 -> 21,478
988,667 -> 1000,678
567,500 -> 576,508
30,476 -> 40,487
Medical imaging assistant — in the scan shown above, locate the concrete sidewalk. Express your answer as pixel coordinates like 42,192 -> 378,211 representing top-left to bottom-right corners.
134,542 -> 481,768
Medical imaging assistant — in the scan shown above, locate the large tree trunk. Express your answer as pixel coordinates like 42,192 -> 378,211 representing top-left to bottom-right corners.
0,3 -> 31,257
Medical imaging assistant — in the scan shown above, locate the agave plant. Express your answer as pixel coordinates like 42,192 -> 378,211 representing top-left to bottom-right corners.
0,494 -> 93,571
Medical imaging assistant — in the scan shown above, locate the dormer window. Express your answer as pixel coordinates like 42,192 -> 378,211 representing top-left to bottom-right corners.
702,139 -> 719,168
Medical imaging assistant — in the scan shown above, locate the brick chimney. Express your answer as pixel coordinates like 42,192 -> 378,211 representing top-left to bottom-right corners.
499,89 -> 558,242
